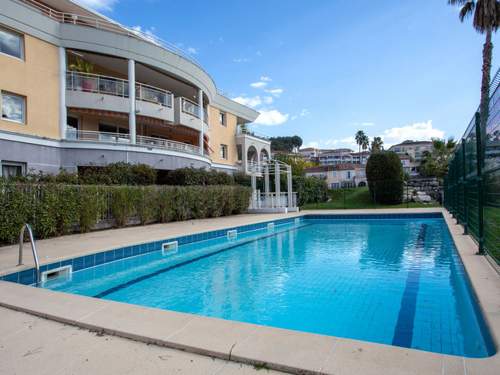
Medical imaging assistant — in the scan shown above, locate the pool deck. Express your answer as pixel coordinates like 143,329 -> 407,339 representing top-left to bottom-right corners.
0,208 -> 498,374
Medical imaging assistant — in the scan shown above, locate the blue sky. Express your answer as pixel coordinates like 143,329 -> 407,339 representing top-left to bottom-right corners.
78,0 -> 499,149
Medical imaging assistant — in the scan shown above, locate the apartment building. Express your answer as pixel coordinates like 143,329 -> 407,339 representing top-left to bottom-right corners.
388,140 -> 433,176
0,0 -> 270,177
304,163 -> 367,189
312,148 -> 370,166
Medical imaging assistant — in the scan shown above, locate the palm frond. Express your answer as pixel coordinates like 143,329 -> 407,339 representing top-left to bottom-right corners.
473,0 -> 500,32
459,1 -> 476,22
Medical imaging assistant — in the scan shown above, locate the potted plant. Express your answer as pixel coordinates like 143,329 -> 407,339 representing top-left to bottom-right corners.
69,57 -> 95,92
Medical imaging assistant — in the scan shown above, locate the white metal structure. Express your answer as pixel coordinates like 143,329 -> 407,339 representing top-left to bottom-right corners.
248,159 -> 299,213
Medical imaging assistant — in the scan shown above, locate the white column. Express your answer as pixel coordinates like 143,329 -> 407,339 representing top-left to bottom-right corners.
128,59 -> 136,144
251,174 -> 257,209
198,88 -> 204,155
275,161 -> 281,207
59,47 -> 67,139
287,165 -> 293,208
264,165 -> 270,194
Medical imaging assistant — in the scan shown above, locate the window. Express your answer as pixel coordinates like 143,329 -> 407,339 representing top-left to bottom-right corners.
219,111 -> 226,126
1,91 -> 25,123
0,26 -> 23,59
1,161 -> 26,178
220,144 -> 228,160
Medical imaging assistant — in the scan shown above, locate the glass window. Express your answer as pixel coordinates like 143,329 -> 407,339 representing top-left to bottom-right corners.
0,26 -> 23,59
1,92 -> 25,123
1,161 -> 26,178
220,144 -> 228,159
219,111 -> 226,126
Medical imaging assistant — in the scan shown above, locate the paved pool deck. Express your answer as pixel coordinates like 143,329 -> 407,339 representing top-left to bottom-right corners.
0,208 -> 498,374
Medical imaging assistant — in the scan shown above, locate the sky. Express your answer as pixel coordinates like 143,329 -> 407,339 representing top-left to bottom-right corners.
77,0 -> 499,150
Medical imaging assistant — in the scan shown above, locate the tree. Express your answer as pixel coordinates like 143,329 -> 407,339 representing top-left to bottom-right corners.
366,152 -> 404,204
448,1 -> 500,142
270,136 -> 303,153
361,134 -> 370,152
274,154 -> 317,176
355,130 -> 366,154
371,137 -> 384,153
420,138 -> 457,178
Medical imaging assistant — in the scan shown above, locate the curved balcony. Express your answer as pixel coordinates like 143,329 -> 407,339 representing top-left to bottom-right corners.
66,129 -> 200,155
66,71 -> 174,122
174,97 -> 209,133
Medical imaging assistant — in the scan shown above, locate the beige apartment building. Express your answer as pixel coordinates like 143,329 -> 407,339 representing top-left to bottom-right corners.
0,0 -> 271,177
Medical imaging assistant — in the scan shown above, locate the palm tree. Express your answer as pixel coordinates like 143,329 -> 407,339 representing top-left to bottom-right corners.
420,138 -> 457,177
361,135 -> 370,152
371,136 -> 384,153
355,130 -> 366,154
448,1 -> 500,138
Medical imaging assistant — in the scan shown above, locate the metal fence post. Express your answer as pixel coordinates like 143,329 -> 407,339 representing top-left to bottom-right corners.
461,140 -> 468,234
474,112 -> 485,254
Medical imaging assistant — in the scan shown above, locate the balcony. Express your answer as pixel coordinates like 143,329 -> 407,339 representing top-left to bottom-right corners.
66,129 -> 200,155
66,71 -> 174,122
174,97 -> 209,133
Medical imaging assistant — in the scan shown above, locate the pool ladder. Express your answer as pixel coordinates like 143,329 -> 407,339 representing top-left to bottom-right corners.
18,224 -> 41,284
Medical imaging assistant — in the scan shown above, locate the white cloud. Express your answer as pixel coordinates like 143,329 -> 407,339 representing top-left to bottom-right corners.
265,88 -> 283,97
256,50 -> 262,57
233,57 -> 250,63
250,81 -> 267,89
383,120 -> 444,146
75,0 -> 118,11
260,76 -> 272,82
291,108 -> 310,121
187,47 -> 198,55
263,96 -> 274,105
232,96 -> 262,108
255,110 -> 289,126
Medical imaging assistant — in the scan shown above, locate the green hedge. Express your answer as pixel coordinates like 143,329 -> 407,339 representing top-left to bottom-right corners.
0,183 -> 251,245
365,151 -> 404,204
160,167 -> 235,186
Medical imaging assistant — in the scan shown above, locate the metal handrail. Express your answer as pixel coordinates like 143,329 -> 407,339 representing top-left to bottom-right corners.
18,224 -> 40,284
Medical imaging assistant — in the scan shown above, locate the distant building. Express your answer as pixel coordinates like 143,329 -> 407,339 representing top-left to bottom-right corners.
304,163 -> 367,189
298,147 -> 320,159
388,140 -> 433,176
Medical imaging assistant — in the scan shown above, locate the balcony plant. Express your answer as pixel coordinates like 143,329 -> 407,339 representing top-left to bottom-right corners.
69,57 -> 95,92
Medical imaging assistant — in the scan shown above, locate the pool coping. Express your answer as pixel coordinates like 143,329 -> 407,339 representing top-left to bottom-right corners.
0,208 -> 498,375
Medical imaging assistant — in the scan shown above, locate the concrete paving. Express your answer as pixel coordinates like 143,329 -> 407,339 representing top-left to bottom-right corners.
0,306 -> 286,375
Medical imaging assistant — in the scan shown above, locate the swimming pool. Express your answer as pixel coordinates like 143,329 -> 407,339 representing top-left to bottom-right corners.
4,214 -> 495,358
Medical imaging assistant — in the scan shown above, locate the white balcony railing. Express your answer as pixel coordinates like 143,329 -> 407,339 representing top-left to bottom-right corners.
181,97 -> 209,123
66,130 -> 201,155
18,0 -> 206,72
250,191 -> 297,210
66,71 -> 173,107
236,125 -> 270,141
136,135 -> 200,155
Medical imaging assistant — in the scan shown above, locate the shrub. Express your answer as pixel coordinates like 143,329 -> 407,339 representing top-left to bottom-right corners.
365,151 -> 404,204
162,168 -> 234,186
79,162 -> 157,185
0,182 -> 252,244
293,176 -> 328,206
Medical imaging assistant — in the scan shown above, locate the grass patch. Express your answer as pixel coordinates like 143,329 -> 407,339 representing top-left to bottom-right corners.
302,187 -> 440,210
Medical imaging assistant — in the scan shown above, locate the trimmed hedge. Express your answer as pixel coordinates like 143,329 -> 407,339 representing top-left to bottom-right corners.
0,182 -> 251,245
160,168 -> 234,186
365,151 -> 404,204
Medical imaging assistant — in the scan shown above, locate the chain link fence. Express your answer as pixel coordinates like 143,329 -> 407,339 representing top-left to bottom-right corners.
444,69 -> 500,264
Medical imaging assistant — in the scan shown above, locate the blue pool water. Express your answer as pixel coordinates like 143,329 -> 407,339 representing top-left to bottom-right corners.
42,217 -> 494,357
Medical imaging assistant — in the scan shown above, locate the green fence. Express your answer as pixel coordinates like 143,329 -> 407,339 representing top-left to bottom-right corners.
444,69 -> 500,264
